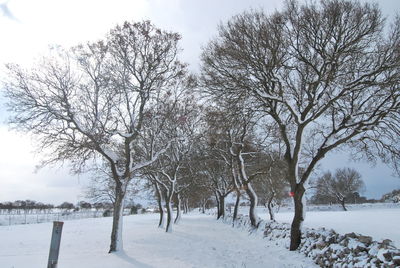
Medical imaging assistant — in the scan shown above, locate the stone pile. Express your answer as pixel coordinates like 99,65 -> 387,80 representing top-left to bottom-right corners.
222,214 -> 400,267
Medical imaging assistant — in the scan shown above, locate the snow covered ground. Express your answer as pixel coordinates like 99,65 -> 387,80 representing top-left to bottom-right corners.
0,213 -> 316,268
257,204 -> 400,247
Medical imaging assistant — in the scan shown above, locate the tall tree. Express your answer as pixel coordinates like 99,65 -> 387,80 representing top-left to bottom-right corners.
201,0 -> 400,250
4,21 -> 188,252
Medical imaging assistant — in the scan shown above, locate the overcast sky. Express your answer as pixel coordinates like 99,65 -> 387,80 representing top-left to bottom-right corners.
0,0 -> 399,205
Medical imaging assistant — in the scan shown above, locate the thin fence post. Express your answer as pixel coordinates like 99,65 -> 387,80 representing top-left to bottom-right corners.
47,221 -> 64,268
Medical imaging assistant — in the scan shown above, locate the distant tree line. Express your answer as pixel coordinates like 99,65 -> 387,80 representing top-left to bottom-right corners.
0,200 -> 54,213
0,200 -> 136,213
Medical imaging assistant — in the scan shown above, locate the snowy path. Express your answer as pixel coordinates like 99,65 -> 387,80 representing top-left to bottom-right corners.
0,213 -> 316,268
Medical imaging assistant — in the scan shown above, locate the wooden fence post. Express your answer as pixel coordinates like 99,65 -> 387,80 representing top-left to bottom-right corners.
47,221 -> 64,268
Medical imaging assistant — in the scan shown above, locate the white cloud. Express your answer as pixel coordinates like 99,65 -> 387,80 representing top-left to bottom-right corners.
0,0 -> 149,67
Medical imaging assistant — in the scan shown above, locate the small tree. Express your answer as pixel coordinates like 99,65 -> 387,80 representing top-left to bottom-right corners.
253,155 -> 289,221
144,97 -> 201,232
59,202 -> 74,211
77,201 -> 92,210
311,168 -> 365,211
202,106 -> 265,226
93,202 -> 105,211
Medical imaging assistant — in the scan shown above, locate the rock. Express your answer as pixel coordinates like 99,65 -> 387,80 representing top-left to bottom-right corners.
383,251 -> 393,261
354,245 -> 367,254
393,256 -> 400,266
380,239 -> 394,248
337,251 -> 346,259
375,258 -> 382,266
345,232 -> 358,239
316,241 -> 326,250
326,235 -> 337,244
358,235 -> 373,245
368,257 -> 377,265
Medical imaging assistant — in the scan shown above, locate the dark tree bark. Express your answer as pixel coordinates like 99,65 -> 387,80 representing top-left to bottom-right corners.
290,184 -> 305,251
174,193 -> 182,224
217,193 -> 226,220
233,190 -> 241,222
267,191 -> 275,221
339,198 -> 347,211
215,193 -> 221,218
165,190 -> 174,233
201,198 -> 207,213
154,182 -> 165,228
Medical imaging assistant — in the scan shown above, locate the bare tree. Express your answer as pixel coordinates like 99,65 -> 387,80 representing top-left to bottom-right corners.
202,106 -> 267,227
253,154 -> 289,221
201,0 -> 400,250
200,108 -> 236,220
4,21 -> 188,252
192,139 -> 233,220
311,167 -> 365,211
227,116 -> 264,228
144,97 -> 201,232
182,149 -> 215,214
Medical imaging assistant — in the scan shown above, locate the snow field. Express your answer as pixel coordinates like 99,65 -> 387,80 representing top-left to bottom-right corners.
0,213 -> 316,268
0,211 -> 104,226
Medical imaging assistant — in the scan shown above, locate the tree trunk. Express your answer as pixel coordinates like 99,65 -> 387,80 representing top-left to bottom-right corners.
182,198 -> 187,214
235,147 -> 258,227
201,198 -> 206,213
154,183 -> 165,228
174,193 -> 182,224
215,193 -> 221,219
184,198 -> 189,213
217,193 -> 225,220
339,198 -> 347,211
244,182 -> 258,228
109,185 -> 125,253
290,183 -> 305,251
165,191 -> 174,233
182,198 -> 188,214
233,190 -> 241,222
267,192 -> 275,221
